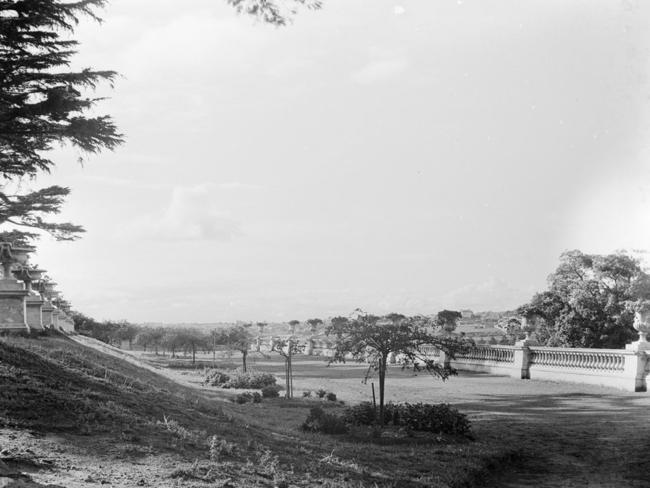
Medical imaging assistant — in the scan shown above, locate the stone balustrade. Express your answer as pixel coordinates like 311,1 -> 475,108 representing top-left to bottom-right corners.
457,345 -> 515,363
420,344 -> 648,392
529,347 -> 625,371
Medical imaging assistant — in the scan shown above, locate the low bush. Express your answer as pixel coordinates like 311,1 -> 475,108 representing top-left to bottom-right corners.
301,406 -> 348,435
203,369 -> 230,387
204,368 -> 277,389
302,390 -> 312,398
342,402 -> 471,436
325,392 -> 337,402
233,392 -> 262,404
342,402 -> 376,426
316,388 -> 327,398
261,385 -> 282,398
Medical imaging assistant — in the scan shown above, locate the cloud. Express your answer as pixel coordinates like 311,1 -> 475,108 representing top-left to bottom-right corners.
351,58 -> 409,84
394,5 -> 406,15
131,183 -> 242,242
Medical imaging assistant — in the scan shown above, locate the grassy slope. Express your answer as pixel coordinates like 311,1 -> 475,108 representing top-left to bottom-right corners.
0,334 -> 519,487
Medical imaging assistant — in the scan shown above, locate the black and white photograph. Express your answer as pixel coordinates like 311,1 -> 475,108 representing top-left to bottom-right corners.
1,1 -> 649,487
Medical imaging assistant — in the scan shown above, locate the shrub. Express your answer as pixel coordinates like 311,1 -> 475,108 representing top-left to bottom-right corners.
301,406 -> 348,435
398,403 -> 471,435
302,390 -> 312,398
325,392 -> 337,402
203,369 -> 231,387
341,402 -> 471,436
262,385 -> 281,398
224,370 -> 277,389
252,392 -> 262,403
204,368 -> 276,389
342,402 -> 376,426
233,392 -> 253,404
316,388 -> 327,398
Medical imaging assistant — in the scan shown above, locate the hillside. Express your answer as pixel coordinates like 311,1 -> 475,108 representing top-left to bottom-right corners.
0,333 -> 517,487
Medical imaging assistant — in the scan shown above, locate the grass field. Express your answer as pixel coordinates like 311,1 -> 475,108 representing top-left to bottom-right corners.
0,334 -> 524,488
2,335 -> 649,487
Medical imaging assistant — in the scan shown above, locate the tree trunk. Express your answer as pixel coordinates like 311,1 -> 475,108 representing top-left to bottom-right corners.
285,357 -> 290,399
242,350 -> 248,372
378,353 -> 387,425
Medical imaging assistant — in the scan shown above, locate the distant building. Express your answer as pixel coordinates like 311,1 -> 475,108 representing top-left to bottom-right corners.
460,309 -> 474,319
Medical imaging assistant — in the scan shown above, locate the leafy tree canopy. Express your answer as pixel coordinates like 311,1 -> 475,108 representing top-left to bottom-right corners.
518,250 -> 650,348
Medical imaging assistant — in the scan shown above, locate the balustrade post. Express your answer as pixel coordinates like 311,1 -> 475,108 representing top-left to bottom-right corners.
511,344 -> 531,379
622,352 -> 648,392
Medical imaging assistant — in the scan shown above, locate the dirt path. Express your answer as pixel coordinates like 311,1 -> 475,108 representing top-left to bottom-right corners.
70,336 -> 650,487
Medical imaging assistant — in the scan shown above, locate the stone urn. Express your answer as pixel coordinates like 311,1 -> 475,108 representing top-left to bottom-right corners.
10,246 -> 36,265
515,316 -> 539,346
632,300 -> 650,344
13,267 -> 45,291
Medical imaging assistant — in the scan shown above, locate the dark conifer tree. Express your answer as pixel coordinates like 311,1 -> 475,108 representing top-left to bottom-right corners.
0,0 -> 122,242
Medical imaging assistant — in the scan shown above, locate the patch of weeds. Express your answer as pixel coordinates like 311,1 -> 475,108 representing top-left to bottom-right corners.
316,388 -> 327,399
208,435 -> 236,461
325,392 -> 337,402
302,390 -> 312,398
158,415 -> 200,447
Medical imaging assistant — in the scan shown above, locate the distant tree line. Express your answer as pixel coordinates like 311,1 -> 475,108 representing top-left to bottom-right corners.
71,312 -> 255,366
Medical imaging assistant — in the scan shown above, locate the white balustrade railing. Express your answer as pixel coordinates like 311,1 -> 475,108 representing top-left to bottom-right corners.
456,345 -> 515,363
529,347 -> 626,371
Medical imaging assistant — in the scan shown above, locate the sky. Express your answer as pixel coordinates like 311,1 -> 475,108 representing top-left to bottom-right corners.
27,0 -> 650,323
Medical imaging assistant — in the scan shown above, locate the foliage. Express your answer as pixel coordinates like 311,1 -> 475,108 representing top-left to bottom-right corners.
326,311 -> 470,424
233,391 -> 262,404
300,406 -> 348,435
436,310 -> 462,333
203,369 -> 231,387
341,401 -> 471,436
0,0 -> 122,242
325,392 -> 337,402
271,337 -> 304,399
341,402 -> 377,426
217,325 -> 254,371
316,388 -> 327,399
226,0 -> 323,26
204,368 -> 277,389
518,250 -> 650,348
261,385 -> 282,398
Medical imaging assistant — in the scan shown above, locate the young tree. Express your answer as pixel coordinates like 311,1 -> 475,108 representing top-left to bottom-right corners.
326,311 -> 469,425
271,337 -> 304,399
222,326 -> 254,372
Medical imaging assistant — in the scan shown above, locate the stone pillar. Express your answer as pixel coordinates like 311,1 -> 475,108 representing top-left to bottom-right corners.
0,279 -> 29,333
41,300 -> 55,329
438,350 -> 451,369
512,342 -> 533,379
622,351 -> 648,392
25,293 -> 44,331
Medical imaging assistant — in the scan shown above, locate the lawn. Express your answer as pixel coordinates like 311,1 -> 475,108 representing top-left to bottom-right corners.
0,334 -> 524,488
